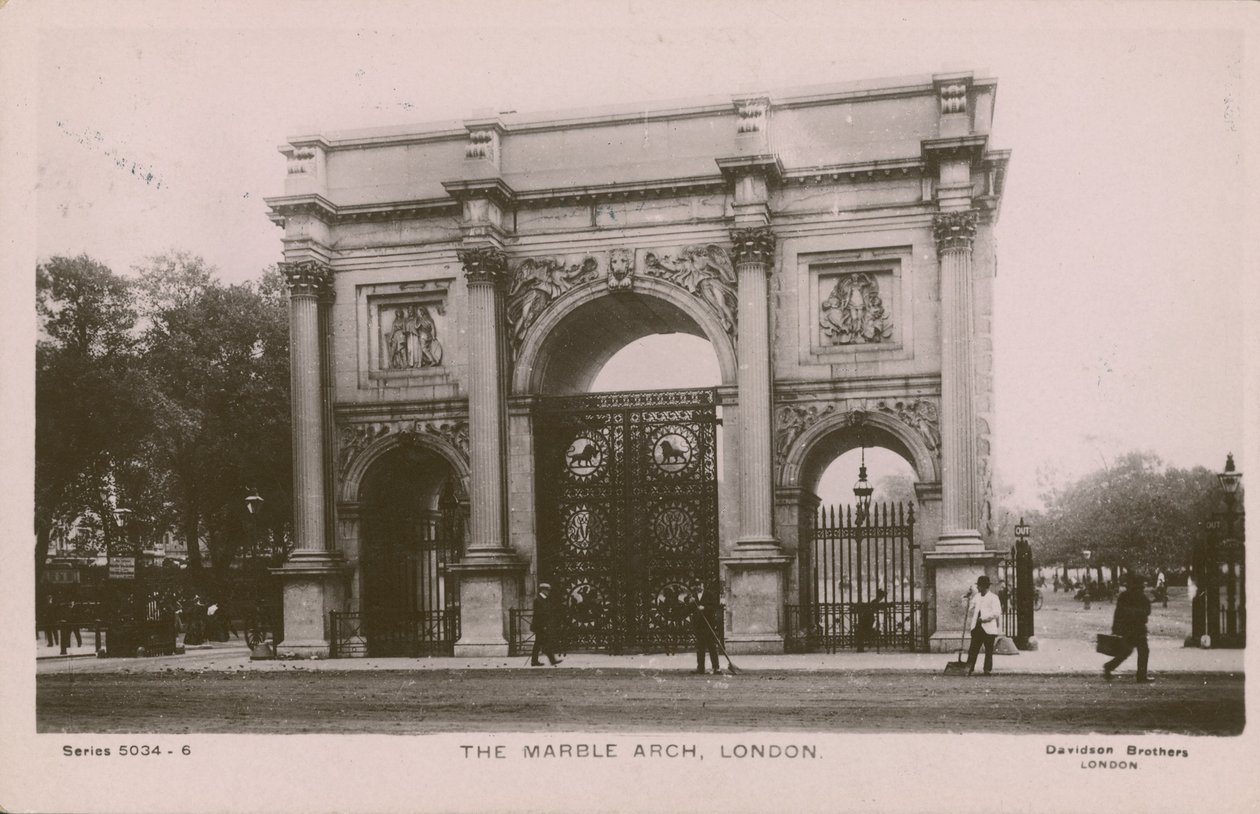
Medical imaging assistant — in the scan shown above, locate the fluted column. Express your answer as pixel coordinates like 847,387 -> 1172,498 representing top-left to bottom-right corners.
273,259 -> 346,658
284,260 -> 334,555
933,210 -> 983,545
458,246 -> 511,554
731,226 -> 778,547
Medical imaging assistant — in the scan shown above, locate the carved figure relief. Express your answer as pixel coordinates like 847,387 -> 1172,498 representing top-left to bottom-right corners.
385,303 -> 444,370
338,418 -> 469,477
874,399 -> 940,456
774,397 -> 941,472
506,256 -> 600,352
642,245 -> 738,337
820,273 -> 892,344
607,249 -> 634,291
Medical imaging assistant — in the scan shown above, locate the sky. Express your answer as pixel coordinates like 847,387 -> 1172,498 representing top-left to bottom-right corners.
10,0 -> 1257,508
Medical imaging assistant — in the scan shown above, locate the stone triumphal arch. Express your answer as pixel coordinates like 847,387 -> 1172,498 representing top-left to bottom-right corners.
265,72 -> 1010,656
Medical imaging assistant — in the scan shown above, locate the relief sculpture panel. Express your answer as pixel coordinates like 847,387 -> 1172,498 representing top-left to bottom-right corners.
641,244 -> 738,339
820,272 -> 893,345
383,303 -> 444,370
506,255 -> 600,354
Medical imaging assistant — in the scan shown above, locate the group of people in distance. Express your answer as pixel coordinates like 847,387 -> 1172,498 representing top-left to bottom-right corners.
529,581 -> 727,673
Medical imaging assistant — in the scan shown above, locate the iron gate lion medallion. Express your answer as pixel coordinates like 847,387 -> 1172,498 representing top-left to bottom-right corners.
536,389 -> 719,652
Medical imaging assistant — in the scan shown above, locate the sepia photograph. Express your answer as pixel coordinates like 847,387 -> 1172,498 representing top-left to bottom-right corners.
1,1 -> 1257,812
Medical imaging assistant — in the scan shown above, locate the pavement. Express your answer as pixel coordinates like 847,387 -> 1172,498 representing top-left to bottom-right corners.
35,633 -> 1244,676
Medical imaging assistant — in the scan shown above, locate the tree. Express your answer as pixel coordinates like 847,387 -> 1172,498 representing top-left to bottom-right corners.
35,255 -> 148,581
135,253 -> 292,579
1025,451 -> 1221,576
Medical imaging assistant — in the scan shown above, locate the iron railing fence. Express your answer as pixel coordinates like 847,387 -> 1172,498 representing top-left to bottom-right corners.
329,609 -> 459,658
784,600 -> 925,653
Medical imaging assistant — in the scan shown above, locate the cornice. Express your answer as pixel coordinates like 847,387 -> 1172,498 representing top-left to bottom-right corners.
716,154 -> 784,184
773,375 -> 942,400
333,398 -> 469,420
921,135 -> 989,168
264,193 -> 339,227
441,177 -> 518,209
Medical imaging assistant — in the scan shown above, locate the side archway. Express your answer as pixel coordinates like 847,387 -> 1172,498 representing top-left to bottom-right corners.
339,429 -> 471,506
511,277 -> 738,396
780,410 -> 939,494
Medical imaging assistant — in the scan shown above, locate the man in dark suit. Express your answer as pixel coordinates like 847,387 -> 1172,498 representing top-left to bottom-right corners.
687,582 -> 721,675
855,588 -> 887,653
1103,573 -> 1153,683
530,582 -> 562,667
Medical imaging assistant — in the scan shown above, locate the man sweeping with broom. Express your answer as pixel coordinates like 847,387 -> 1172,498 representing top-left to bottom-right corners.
686,582 -> 724,675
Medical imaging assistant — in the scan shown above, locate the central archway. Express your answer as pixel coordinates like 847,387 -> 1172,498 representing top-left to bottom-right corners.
514,284 -> 729,653
512,277 -> 737,396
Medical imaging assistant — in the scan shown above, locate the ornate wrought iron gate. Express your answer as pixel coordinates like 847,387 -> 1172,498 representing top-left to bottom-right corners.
789,502 -> 920,651
354,492 -> 463,657
535,389 -> 720,653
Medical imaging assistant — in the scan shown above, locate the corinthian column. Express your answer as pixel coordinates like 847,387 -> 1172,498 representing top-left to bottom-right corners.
449,245 -> 522,656
731,226 -> 778,548
284,260 -> 334,556
274,259 -> 346,658
933,210 -> 983,546
457,246 -> 511,555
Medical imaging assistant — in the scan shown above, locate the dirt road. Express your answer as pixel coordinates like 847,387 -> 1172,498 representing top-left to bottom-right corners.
37,668 -> 1243,735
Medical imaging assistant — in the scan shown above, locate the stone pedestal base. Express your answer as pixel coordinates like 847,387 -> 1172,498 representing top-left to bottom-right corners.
450,552 -> 525,657
721,547 -> 792,655
925,545 -> 1001,653
272,553 -> 349,659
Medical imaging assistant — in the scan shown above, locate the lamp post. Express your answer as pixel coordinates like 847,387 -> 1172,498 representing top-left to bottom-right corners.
1211,453 -> 1244,647
1014,519 -> 1036,650
853,447 -> 874,619
109,506 -> 145,655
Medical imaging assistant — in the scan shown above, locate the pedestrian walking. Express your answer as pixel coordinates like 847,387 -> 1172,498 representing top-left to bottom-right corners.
185,595 -> 207,646
65,599 -> 83,647
686,582 -> 721,675
855,588 -> 886,653
530,582 -> 563,667
1103,573 -> 1153,683
964,575 -> 1002,676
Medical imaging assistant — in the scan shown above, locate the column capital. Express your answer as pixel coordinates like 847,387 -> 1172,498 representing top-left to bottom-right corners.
458,246 -> 510,286
729,226 -> 776,267
282,260 -> 334,297
932,210 -> 978,252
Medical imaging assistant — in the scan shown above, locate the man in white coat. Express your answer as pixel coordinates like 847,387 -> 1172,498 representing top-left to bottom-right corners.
964,575 -> 1003,676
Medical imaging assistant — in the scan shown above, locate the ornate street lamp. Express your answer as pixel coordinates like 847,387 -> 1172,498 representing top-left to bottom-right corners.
1218,453 -> 1242,501
852,446 -> 874,527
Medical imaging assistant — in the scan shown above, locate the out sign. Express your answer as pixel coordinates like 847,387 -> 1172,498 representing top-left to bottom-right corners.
1014,524 -> 1030,539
